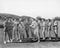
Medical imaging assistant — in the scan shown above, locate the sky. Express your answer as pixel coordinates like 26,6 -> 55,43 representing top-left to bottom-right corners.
0,0 -> 60,19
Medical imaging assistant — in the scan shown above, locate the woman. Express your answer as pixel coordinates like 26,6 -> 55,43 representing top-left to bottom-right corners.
30,18 -> 40,43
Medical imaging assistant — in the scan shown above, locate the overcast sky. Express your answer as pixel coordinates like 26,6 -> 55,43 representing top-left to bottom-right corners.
0,0 -> 60,19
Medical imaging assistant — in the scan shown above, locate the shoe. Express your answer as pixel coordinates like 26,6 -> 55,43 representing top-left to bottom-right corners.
16,38 -> 19,41
55,38 -> 58,40
38,41 -> 40,43
43,38 -> 45,40
4,41 -> 6,44
7,40 -> 10,42
49,38 -> 51,40
20,40 -> 22,42
10,39 -> 13,42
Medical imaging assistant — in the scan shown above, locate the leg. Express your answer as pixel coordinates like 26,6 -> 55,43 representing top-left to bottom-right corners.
55,27 -> 58,39
26,29 -> 29,38
22,29 -> 26,39
10,30 -> 13,42
20,32 -> 23,40
14,28 -> 17,40
17,30 -> 19,40
8,30 -> 13,42
22,33 -> 24,39
18,31 -> 20,40
48,27 -> 51,40
4,32 -> 7,44
12,28 -> 15,40
35,28 -> 40,43
49,31 -> 51,40
19,32 -> 22,42
42,27 -> 45,39
31,29 -> 34,38
24,29 -> 27,38
7,32 -> 10,42
14,30 -> 17,40
37,32 -> 40,43
15,30 -> 17,40
37,28 -> 40,43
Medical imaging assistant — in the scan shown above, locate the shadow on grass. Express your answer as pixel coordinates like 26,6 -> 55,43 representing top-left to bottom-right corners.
6,37 -> 60,44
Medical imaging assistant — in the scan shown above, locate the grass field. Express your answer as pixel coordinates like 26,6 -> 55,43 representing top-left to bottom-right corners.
2,42 -> 60,48
0,29 -> 60,48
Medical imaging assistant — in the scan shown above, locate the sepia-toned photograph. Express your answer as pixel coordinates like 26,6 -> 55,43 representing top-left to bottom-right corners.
0,0 -> 60,48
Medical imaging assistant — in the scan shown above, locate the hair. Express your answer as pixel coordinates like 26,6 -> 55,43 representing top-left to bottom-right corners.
47,19 -> 51,22
41,18 -> 45,21
36,17 -> 42,21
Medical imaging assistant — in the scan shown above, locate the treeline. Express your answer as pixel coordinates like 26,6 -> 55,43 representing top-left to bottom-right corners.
0,13 -> 60,21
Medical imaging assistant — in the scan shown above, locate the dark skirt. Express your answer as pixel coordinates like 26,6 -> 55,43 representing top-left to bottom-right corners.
5,27 -> 13,32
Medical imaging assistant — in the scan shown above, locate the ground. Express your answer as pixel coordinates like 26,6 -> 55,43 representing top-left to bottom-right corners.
0,29 -> 60,48
1,42 -> 60,48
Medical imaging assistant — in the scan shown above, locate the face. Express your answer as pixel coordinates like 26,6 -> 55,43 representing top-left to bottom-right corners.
11,19 -> 13,21
47,20 -> 49,22
25,19 -> 28,23
38,20 -> 40,23
19,18 -> 21,21
8,18 -> 11,22
14,19 -> 16,22
42,19 -> 44,22
31,19 -> 34,21
55,20 -> 58,23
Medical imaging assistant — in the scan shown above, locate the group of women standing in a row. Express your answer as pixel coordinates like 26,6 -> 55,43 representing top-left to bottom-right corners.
3,16 -> 58,44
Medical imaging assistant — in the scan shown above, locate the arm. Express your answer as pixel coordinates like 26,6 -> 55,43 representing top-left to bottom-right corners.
3,21 -> 6,32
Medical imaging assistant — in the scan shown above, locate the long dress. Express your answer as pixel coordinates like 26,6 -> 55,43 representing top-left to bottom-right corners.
18,22 -> 26,39
30,21 -> 39,38
5,20 -> 14,41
